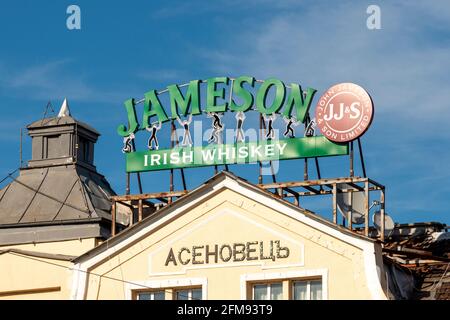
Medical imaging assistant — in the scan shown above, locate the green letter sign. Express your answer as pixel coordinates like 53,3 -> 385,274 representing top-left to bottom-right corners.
256,78 -> 286,114
116,76 -> 366,173
206,77 -> 229,113
230,76 -> 255,112
126,136 -> 348,172
142,90 -> 169,128
168,80 -> 201,119
282,85 -> 316,122
117,98 -> 139,137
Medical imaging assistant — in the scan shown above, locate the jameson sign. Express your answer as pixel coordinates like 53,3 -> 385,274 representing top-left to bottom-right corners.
127,136 -> 347,172
117,76 -> 317,136
116,76 -> 363,173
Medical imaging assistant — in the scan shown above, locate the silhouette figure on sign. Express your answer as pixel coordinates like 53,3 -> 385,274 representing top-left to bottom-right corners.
235,111 -> 246,143
263,113 -> 277,140
283,116 -> 300,138
304,117 -> 316,137
177,115 -> 193,147
207,112 -> 224,144
122,133 -> 135,153
146,121 -> 162,150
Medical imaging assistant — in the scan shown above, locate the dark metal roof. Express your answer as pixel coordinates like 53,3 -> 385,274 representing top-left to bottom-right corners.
0,164 -> 122,226
0,105 -> 130,244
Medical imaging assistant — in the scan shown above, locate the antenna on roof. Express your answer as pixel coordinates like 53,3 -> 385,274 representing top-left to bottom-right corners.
373,211 -> 395,238
336,183 -> 366,225
40,101 -> 55,125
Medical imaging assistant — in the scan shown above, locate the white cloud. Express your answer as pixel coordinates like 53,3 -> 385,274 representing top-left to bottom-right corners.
137,69 -> 190,83
192,1 -> 450,223
201,1 -> 450,128
0,59 -> 130,104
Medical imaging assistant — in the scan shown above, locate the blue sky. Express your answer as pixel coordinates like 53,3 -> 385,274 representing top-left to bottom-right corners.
0,0 -> 449,225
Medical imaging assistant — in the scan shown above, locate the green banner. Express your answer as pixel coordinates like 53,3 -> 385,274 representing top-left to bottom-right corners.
126,136 -> 348,173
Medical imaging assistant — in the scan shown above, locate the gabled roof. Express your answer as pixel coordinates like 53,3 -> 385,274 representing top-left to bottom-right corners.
73,171 -> 375,264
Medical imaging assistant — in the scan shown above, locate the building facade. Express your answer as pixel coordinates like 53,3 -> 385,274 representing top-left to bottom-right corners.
0,102 -> 447,300
71,172 -> 387,300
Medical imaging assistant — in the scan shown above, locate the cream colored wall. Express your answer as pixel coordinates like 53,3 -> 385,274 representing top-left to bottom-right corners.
82,189 -> 383,300
0,252 -> 72,300
0,238 -> 97,300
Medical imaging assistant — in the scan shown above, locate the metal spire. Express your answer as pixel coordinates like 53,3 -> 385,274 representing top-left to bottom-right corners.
57,98 -> 71,117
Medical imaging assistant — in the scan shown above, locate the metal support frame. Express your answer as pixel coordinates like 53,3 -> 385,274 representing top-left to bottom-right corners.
129,140 -> 143,195
350,141 -> 354,177
169,120 -> 187,194
347,189 -> 353,231
260,115 -> 276,184
136,172 -> 143,194
170,120 -> 175,192
304,118 -> 309,180
129,201 -> 134,227
115,104 -> 379,240
314,158 -> 321,180
111,176 -> 385,240
116,178 -> 384,205
110,197 -> 154,233
332,184 -> 337,224
304,159 -> 308,180
357,138 -> 367,178
126,173 -> 130,195
342,208 -> 346,228
258,115 -> 263,184
138,199 -> 143,222
364,180 -> 369,237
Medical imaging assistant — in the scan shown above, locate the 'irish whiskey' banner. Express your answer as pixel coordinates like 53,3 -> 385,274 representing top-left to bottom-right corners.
126,136 -> 348,172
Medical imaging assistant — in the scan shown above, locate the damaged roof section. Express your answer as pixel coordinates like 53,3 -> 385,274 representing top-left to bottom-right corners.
382,222 -> 449,300
413,263 -> 450,300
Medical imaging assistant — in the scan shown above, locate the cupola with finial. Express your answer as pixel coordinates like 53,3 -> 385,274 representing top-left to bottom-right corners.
26,98 -> 100,171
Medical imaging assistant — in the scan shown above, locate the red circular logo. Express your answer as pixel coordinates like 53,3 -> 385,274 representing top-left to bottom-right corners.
315,83 -> 374,143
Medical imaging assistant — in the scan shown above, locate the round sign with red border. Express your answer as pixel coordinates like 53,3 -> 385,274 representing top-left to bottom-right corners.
315,83 -> 374,143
